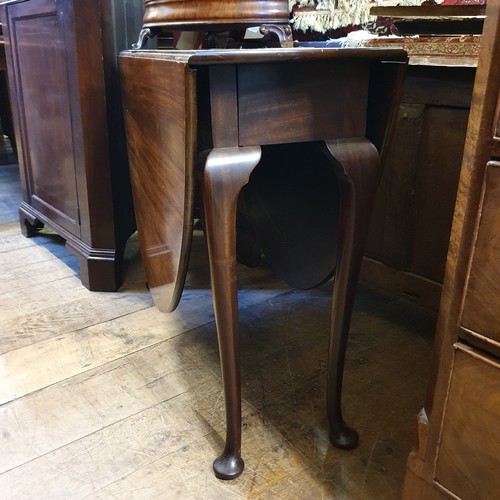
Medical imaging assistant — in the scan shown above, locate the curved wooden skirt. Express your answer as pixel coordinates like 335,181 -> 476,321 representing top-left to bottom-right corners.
242,142 -> 340,289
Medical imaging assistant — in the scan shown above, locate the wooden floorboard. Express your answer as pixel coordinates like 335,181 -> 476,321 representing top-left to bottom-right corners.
0,162 -> 436,499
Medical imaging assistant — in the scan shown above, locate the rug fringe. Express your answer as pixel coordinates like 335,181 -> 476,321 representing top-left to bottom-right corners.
290,0 -> 373,33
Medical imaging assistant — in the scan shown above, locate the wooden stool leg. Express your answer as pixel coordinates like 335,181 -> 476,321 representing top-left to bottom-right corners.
202,146 -> 262,480
322,138 -> 382,449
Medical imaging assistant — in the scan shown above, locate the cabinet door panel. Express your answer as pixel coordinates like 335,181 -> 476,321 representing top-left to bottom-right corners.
460,161 -> 500,344
11,3 -> 80,235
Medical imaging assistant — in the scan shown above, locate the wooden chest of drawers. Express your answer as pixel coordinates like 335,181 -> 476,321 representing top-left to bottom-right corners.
403,1 -> 500,497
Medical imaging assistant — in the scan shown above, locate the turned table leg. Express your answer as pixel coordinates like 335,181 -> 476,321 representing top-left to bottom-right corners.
322,138 -> 382,449
202,146 -> 262,480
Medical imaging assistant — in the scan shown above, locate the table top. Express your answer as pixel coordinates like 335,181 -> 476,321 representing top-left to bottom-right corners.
122,47 -> 408,66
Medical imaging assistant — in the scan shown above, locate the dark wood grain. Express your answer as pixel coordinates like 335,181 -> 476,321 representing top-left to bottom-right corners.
435,346 -> 500,499
238,60 -> 368,146
127,47 -> 408,65
460,161 -> 500,344
366,59 -> 407,159
426,0 -> 500,420
120,47 -> 406,479
365,103 -> 425,270
7,0 -> 81,236
119,53 -> 197,312
410,106 -> 469,281
202,146 -> 262,480
323,138 -> 382,449
188,47 -> 408,65
364,65 -> 475,305
401,65 -> 475,108
208,64 -> 238,148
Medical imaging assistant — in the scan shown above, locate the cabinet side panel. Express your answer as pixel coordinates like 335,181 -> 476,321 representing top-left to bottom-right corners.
10,8 -> 80,235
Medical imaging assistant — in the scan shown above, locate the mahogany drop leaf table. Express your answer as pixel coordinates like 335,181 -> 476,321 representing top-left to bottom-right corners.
119,47 -> 407,479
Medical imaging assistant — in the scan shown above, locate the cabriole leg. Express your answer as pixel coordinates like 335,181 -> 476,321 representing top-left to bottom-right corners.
202,146 -> 262,480
322,138 -> 382,449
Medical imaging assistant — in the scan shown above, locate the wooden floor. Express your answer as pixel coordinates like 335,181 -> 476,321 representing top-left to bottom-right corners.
0,160 -> 436,499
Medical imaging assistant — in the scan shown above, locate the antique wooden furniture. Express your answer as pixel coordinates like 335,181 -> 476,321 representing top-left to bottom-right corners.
0,0 -> 144,291
119,47 -> 407,479
355,18 -> 481,310
142,0 -> 289,29
134,0 -> 291,48
362,58 -> 476,310
403,0 -> 500,497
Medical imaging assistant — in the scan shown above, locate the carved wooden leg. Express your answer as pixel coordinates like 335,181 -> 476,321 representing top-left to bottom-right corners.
259,24 -> 293,47
322,138 -> 382,449
202,146 -> 262,480
132,28 -> 154,49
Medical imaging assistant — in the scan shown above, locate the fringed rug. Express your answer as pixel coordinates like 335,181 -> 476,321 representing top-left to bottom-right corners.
289,0 -> 374,33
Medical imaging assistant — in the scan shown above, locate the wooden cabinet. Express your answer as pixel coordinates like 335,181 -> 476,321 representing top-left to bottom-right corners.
403,1 -> 500,497
355,31 -> 483,310
0,0 -> 144,291
362,63 -> 475,310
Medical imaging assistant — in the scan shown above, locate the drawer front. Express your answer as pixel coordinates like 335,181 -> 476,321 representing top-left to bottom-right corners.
435,346 -> 500,499
460,161 -> 500,345
237,60 -> 369,146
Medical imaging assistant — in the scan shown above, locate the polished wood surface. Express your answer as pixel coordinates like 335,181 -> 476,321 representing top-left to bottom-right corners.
142,0 -> 289,30
237,60 -> 368,146
0,0 -> 141,291
435,346 -> 500,499
202,146 -> 262,478
0,164 -> 437,498
403,0 -> 500,497
188,47 -> 408,64
461,161 -> 500,344
323,138 -> 381,450
8,0 -> 81,236
120,47 -> 407,478
119,54 -> 197,312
